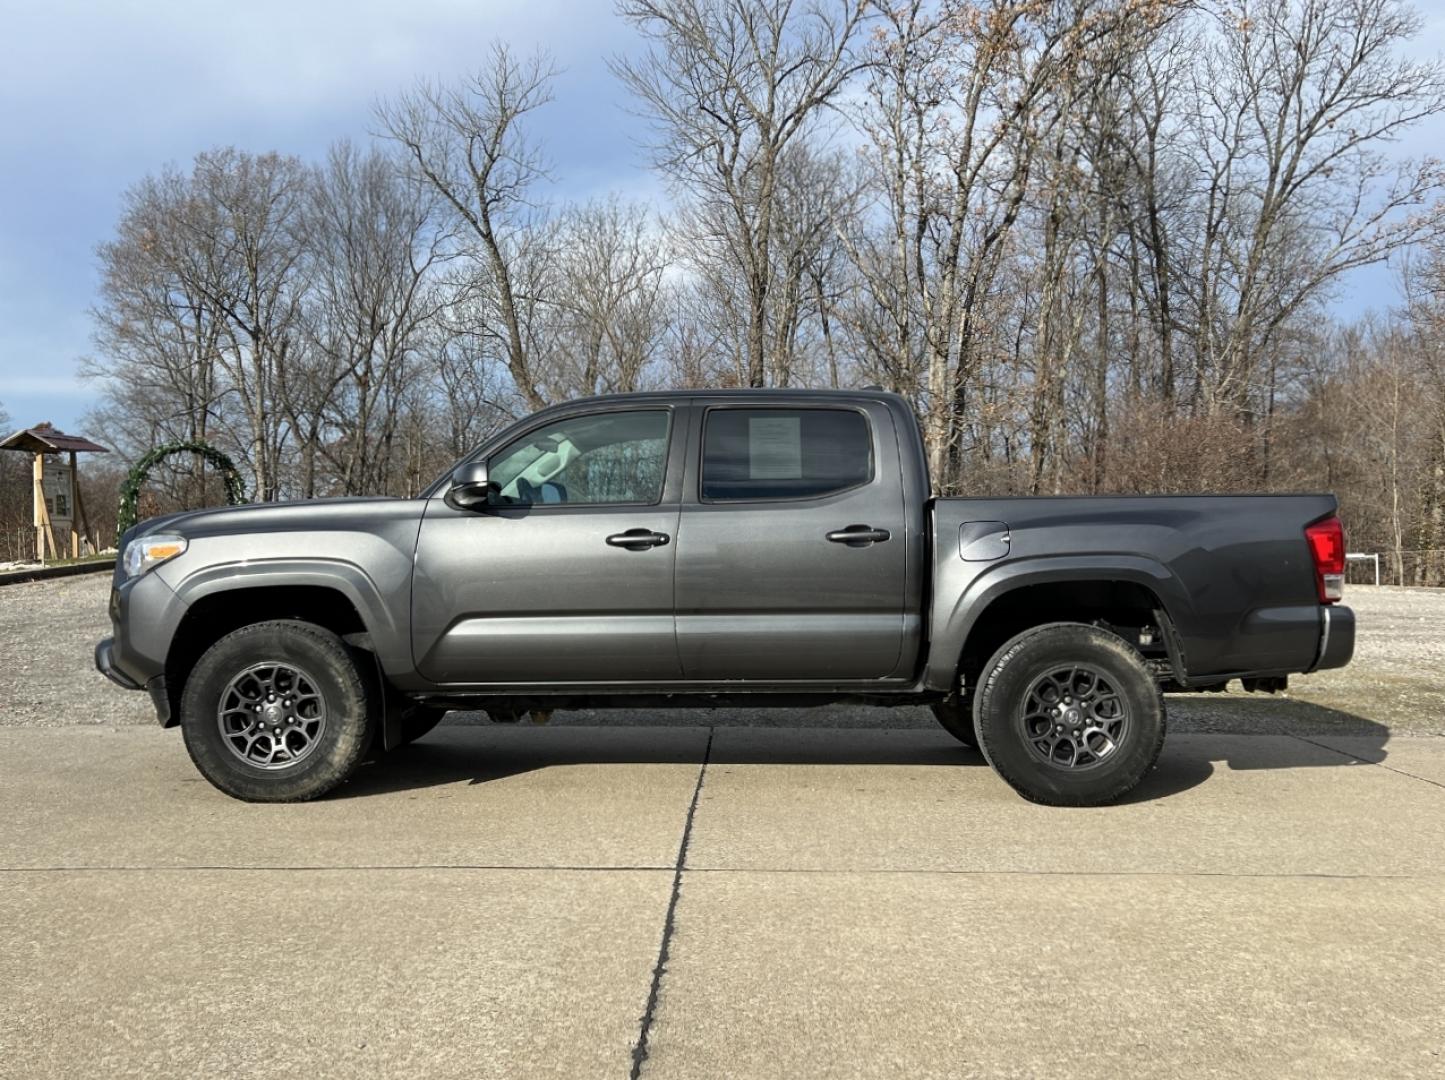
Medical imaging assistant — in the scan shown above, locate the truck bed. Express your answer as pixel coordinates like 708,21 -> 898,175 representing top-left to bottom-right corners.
928,494 -> 1343,681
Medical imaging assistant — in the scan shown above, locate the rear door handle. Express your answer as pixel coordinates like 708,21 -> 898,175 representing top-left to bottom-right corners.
606,528 -> 670,551
826,525 -> 891,547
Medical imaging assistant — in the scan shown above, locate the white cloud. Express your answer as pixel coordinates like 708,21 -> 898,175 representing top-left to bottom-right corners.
2,0 -> 635,148
0,375 -> 89,397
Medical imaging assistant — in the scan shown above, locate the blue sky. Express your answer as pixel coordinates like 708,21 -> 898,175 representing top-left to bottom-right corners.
1,0 -> 1441,435
0,0 -> 659,434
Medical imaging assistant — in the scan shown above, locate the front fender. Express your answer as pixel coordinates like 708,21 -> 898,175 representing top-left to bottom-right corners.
159,556 -> 412,678
923,554 -> 1194,691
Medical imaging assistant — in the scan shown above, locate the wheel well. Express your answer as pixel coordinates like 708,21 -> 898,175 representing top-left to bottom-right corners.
955,580 -> 1172,695
162,586 -> 368,726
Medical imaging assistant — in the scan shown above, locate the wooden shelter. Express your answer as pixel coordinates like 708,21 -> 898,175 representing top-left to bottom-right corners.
0,423 -> 109,561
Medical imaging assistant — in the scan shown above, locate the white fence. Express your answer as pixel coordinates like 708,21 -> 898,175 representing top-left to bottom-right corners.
1344,549 -> 1445,587
1346,553 -> 1379,586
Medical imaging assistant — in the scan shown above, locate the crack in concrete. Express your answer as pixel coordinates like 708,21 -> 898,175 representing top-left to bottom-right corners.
630,726 -> 713,1080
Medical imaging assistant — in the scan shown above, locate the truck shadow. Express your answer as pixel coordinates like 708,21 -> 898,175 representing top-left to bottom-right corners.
339,697 -> 1391,804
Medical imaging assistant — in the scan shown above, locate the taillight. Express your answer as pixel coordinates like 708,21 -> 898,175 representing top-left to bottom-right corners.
1305,516 -> 1345,604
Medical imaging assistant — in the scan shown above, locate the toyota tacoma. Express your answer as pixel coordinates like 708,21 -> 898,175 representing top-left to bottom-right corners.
96,389 -> 1355,805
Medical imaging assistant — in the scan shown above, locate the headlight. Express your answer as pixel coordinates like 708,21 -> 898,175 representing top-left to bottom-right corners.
122,534 -> 188,578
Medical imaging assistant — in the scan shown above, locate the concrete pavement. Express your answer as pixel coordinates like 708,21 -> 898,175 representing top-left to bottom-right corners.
3,724 -> 1443,1078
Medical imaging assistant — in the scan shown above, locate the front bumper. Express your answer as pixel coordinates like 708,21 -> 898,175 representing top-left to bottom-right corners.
96,637 -> 173,724
95,637 -> 140,689
95,570 -> 188,725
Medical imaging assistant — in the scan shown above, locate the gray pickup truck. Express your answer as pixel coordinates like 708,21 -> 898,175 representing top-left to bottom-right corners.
97,389 -> 1354,805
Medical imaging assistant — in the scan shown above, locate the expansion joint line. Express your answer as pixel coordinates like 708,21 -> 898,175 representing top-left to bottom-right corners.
1291,734 -> 1445,792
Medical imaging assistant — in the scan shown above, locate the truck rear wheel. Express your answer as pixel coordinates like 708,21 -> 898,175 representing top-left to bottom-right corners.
179,620 -> 377,802
929,697 -> 977,748
973,624 -> 1164,807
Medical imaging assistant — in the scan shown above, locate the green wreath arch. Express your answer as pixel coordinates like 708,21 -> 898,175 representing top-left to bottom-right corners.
117,440 -> 248,534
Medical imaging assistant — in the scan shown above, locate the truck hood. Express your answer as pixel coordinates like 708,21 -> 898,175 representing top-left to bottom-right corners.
122,496 -> 420,546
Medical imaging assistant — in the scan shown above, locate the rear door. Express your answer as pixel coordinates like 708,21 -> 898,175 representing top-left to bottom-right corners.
411,404 -> 686,684
673,400 -> 908,680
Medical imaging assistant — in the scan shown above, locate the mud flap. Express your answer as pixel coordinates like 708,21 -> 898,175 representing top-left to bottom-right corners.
347,640 -> 409,752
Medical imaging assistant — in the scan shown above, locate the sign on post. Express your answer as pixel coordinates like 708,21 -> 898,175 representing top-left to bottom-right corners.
0,424 -> 109,563
40,461 -> 73,531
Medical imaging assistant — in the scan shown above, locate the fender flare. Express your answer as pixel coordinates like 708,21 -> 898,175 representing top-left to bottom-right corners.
165,558 -> 418,750
923,554 -> 1195,691
168,557 -> 393,634
164,556 -> 413,678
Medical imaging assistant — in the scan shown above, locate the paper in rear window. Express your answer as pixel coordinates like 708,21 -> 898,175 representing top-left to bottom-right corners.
748,415 -> 802,479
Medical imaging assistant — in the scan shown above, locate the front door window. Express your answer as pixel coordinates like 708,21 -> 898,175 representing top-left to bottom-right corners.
489,410 -> 670,506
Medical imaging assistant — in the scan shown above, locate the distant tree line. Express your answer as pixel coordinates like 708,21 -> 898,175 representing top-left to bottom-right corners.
60,0 -> 1445,583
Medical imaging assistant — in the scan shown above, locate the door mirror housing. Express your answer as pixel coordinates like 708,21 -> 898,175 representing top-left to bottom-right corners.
446,460 -> 496,511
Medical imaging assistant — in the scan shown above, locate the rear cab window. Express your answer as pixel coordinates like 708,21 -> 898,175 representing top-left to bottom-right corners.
701,407 -> 873,501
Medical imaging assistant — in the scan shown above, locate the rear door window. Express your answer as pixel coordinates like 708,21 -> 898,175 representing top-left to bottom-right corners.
701,408 -> 873,501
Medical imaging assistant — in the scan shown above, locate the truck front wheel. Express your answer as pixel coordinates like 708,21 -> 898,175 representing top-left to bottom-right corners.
179,620 -> 378,802
974,624 -> 1165,807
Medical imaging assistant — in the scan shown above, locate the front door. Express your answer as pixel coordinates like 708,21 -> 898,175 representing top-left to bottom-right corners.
412,406 -> 684,684
673,402 -> 909,680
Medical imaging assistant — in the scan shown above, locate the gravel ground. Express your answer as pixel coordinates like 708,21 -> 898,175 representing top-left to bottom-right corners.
1,574 -> 1439,734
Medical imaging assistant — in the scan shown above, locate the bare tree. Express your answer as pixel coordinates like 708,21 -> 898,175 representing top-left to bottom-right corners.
377,44 -> 558,410
87,149 -> 309,501
76,0 -> 1445,568
1182,0 -> 1445,417
179,150 -> 309,501
1402,243 -> 1445,583
289,141 -> 447,496
849,0 -> 1157,486
540,197 -> 671,397
614,0 -> 868,386
86,168 -> 228,500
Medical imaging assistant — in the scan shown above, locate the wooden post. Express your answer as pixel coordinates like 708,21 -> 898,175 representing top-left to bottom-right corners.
32,453 -> 42,562
68,450 -> 79,558
32,453 -> 59,562
74,468 -> 94,556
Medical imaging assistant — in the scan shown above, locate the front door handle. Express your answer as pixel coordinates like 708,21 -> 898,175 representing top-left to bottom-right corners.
606,528 -> 670,551
826,524 -> 891,547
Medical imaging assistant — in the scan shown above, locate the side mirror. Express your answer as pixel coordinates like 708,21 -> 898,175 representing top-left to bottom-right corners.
446,460 -> 496,511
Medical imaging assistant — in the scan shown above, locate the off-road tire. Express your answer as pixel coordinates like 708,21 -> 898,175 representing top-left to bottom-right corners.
180,620 -> 377,802
974,623 -> 1165,807
930,697 -> 977,747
